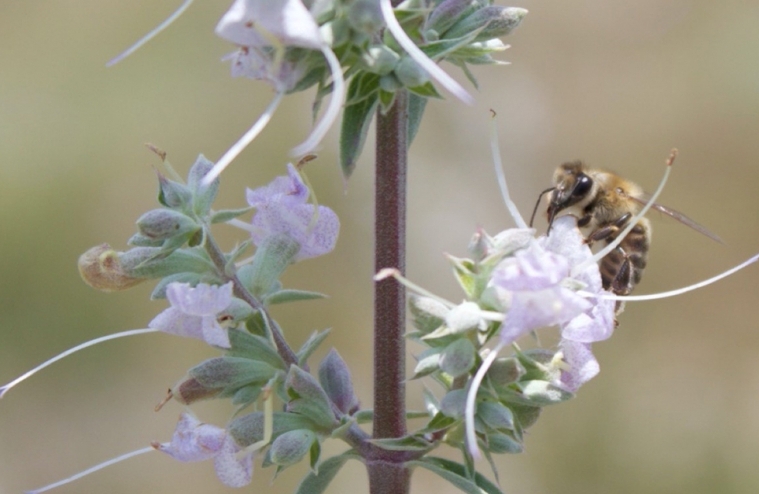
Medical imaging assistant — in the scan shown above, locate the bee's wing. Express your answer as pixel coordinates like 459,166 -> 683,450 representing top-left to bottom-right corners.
629,193 -> 723,243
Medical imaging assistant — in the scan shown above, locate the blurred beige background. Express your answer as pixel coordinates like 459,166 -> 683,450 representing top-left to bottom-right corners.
2,1 -> 759,493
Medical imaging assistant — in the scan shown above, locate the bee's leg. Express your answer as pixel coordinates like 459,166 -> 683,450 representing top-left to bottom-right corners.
584,213 -> 633,246
609,246 -> 636,316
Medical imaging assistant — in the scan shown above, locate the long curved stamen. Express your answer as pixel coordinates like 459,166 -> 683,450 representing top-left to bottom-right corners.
490,113 -> 529,229
579,253 -> 759,302
26,446 -> 155,494
573,149 -> 677,276
202,92 -> 286,185
290,47 -> 346,157
106,0 -> 195,67
0,328 -> 157,399
465,340 -> 507,459
379,0 -> 474,105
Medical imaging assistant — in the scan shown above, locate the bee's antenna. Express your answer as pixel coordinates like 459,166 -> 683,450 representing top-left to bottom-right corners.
529,187 -> 555,227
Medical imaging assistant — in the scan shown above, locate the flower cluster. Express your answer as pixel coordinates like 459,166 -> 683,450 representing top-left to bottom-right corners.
6,157 -> 356,492
203,0 -> 528,180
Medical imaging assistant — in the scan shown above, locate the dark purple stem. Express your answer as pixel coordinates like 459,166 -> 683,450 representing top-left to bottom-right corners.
369,90 -> 410,493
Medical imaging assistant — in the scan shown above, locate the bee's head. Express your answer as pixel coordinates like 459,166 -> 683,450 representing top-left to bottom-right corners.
530,161 -> 595,232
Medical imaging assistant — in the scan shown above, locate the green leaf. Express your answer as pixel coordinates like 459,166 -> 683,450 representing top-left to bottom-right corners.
417,412 -> 458,435
411,351 -> 441,380
345,72 -> 380,105
265,289 -> 328,305
409,456 -> 502,494
120,246 -> 213,278
210,206 -> 254,224
378,89 -> 397,113
407,93 -> 427,146
340,89 -> 379,179
370,434 -> 433,452
226,329 -> 287,371
419,33 -> 479,61
297,329 -> 331,367
407,81 -> 443,99
294,452 -> 362,494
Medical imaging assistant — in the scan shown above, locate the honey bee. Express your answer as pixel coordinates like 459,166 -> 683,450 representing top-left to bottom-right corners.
530,161 -> 721,298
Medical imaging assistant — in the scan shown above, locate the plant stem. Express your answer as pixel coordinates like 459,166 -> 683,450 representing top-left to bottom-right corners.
203,230 -> 299,367
370,89 -> 410,494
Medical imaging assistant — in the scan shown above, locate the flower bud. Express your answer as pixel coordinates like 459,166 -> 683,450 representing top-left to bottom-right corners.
486,431 -> 523,454
268,429 -> 316,467
362,45 -> 400,75
347,0 -> 385,36
478,401 -> 515,432
171,376 -> 223,405
189,357 -> 279,391
379,73 -> 403,93
187,154 -> 219,216
394,56 -> 429,88
157,174 -> 192,209
425,0 -> 481,39
517,380 -> 572,406
318,349 -> 359,415
285,365 -> 337,431
445,301 -> 486,334
439,338 -> 476,378
445,6 -> 528,42
78,243 -> 145,292
440,389 -> 467,419
486,357 -> 525,389
409,295 -> 449,333
137,209 -> 199,240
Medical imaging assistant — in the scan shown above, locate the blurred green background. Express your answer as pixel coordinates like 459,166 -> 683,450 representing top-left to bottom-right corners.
2,1 -> 759,493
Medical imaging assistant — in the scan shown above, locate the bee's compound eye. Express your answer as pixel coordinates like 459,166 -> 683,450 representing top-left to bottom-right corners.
572,175 -> 592,198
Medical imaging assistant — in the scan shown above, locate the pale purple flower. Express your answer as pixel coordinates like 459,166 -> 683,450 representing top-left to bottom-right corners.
154,412 -> 253,488
559,339 -> 599,393
148,282 -> 234,348
206,0 -> 346,184
541,215 -> 616,343
216,0 -> 324,50
246,163 -> 339,261
492,239 -> 592,345
154,412 -> 226,462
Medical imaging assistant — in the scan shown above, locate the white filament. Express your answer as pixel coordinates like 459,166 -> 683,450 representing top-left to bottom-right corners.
580,253 -> 759,302
26,446 -> 155,493
0,328 -> 157,399
490,114 -> 529,229
290,47 -> 346,157
203,91 -> 285,185
106,0 -> 195,67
